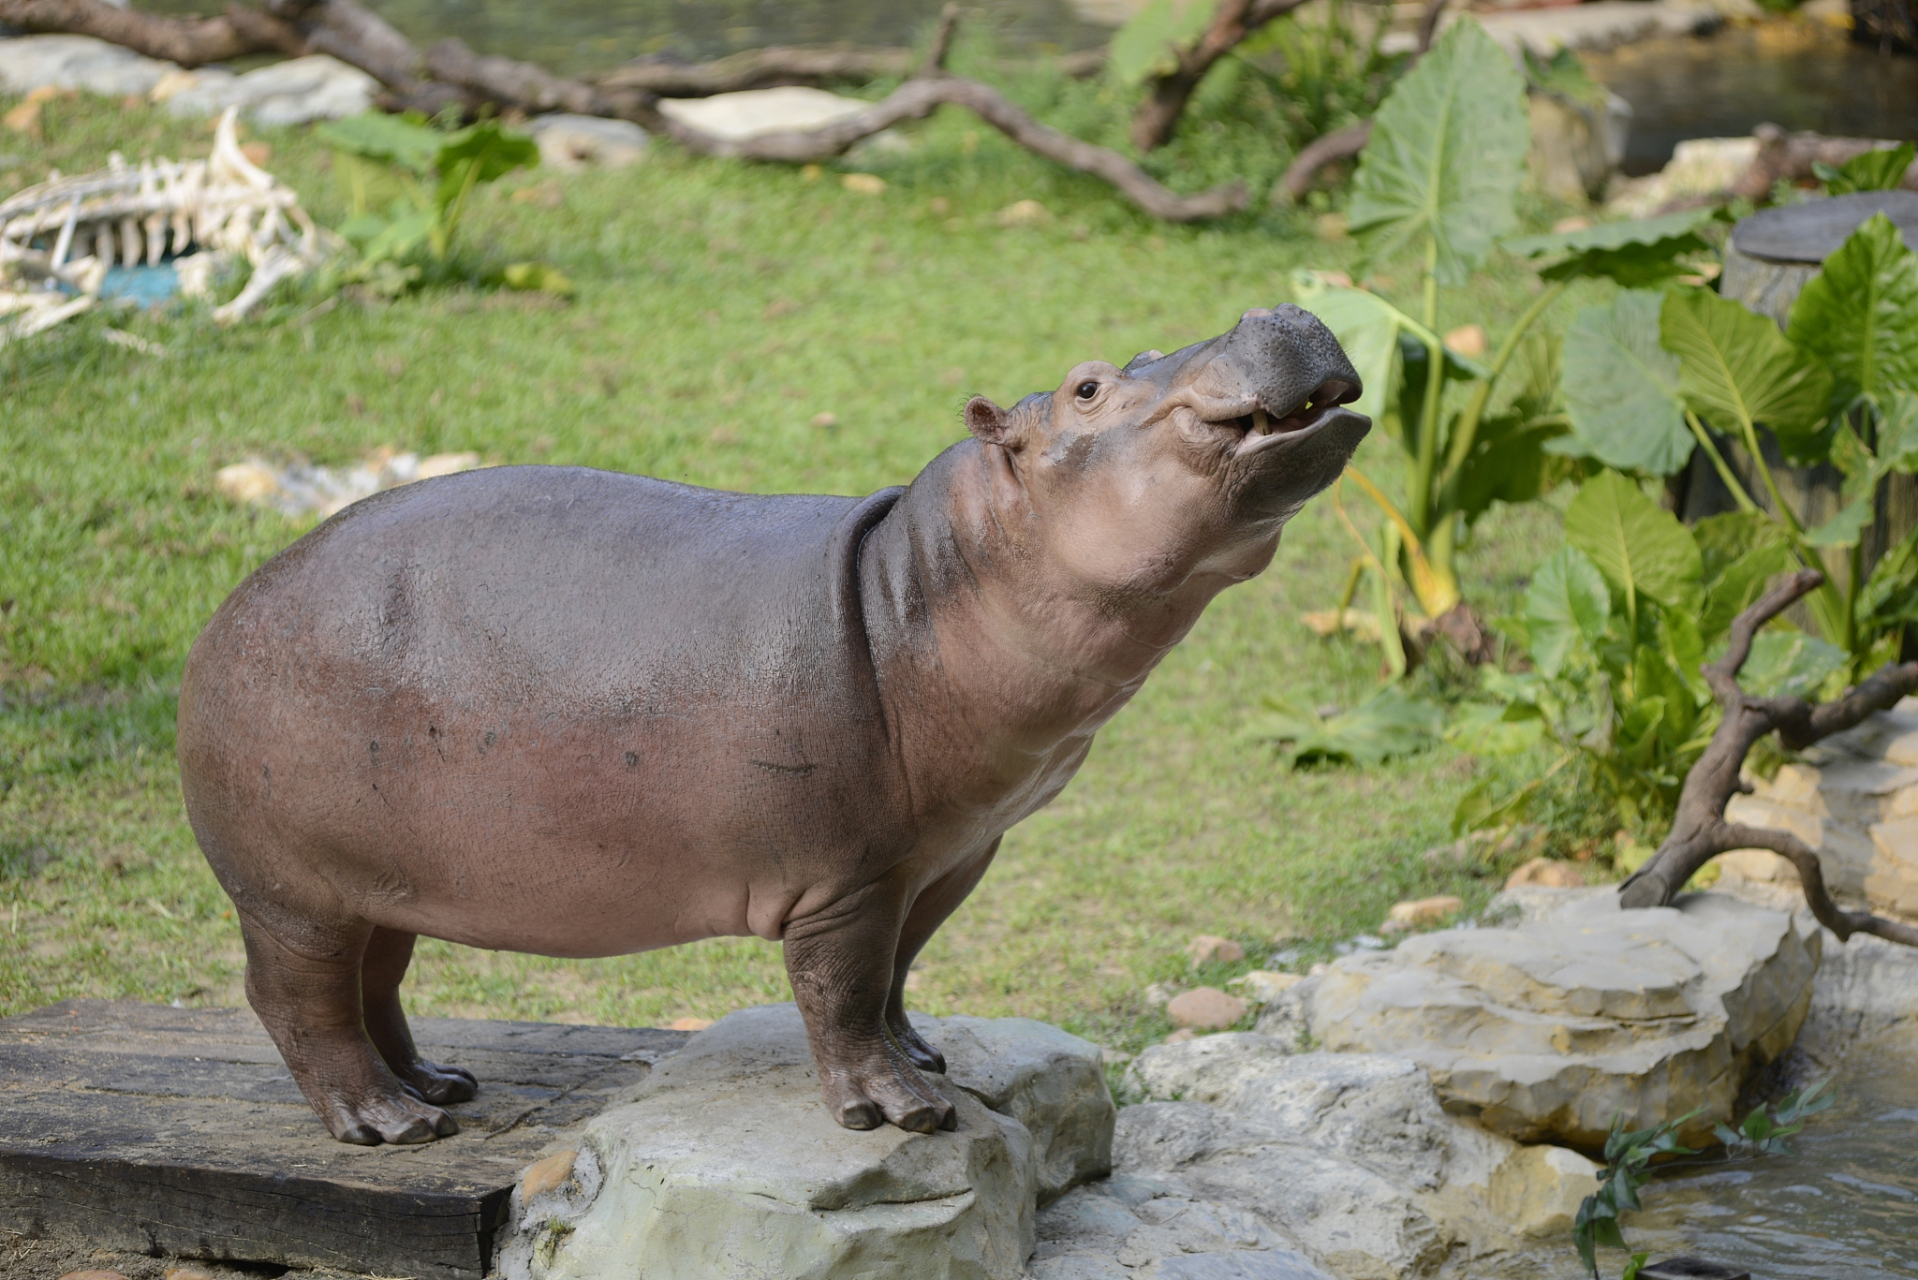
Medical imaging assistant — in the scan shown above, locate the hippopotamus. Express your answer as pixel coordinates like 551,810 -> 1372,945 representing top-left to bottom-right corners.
176,304 -> 1366,1145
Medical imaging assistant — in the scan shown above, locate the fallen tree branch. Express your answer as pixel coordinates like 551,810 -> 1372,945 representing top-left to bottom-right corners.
1618,568 -> 1918,947
0,0 -> 304,65
1131,0 -> 1311,151
9,0 -> 1237,221
918,2 -> 961,79
592,46 -> 918,97
425,42 -> 1246,222
1274,121 -> 1372,204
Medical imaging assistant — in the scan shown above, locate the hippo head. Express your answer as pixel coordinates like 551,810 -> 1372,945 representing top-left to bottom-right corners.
961,304 -> 1369,593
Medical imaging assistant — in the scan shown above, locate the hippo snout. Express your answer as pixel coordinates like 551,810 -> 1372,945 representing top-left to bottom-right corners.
1225,304 -> 1364,425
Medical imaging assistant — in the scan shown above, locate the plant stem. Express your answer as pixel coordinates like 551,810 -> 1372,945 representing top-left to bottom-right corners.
1683,410 -> 1760,515
1439,281 -> 1567,489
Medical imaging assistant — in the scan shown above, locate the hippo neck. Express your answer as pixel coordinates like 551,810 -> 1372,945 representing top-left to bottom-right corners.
856,441 -> 1233,817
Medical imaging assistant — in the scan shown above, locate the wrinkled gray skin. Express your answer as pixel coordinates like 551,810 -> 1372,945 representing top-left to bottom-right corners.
177,305 -> 1367,1145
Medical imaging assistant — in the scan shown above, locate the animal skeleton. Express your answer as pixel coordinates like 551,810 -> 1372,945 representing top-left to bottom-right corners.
0,106 -> 332,341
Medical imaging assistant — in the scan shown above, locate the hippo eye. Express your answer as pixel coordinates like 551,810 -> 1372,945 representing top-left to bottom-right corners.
1075,381 -> 1099,399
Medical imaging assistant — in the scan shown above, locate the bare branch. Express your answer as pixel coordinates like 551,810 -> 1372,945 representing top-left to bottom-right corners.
1274,121 -> 1373,204
1716,824 -> 1918,946
1416,0 -> 1449,54
0,0 -> 303,65
1130,0 -> 1312,152
593,46 -> 917,97
1618,567 -> 1918,949
1702,567 -> 1824,704
919,2 -> 962,79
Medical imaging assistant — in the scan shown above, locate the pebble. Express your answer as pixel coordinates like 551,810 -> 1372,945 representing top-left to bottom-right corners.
1505,857 -> 1586,889
58,1272 -> 131,1280
1443,324 -> 1488,359
1186,934 -> 1245,966
1162,1027 -> 1197,1044
995,198 -> 1051,227
519,1148 -> 578,1199
666,1017 -> 713,1031
164,1268 -> 215,1280
1142,981 -> 1177,1009
1165,986 -> 1248,1030
1380,894 -> 1464,934
841,172 -> 887,195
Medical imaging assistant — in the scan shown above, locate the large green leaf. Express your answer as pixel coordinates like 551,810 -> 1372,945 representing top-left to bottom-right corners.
1562,290 -> 1692,475
1815,142 -> 1917,195
316,111 -> 444,175
1786,214 -> 1918,407
1523,546 -> 1610,677
1348,19 -> 1529,286
434,120 -> 540,211
1661,288 -> 1833,463
1700,538 -> 1795,645
1248,686 -> 1444,768
1505,209 -> 1714,287
1565,470 -> 1704,615
1741,631 -> 1848,700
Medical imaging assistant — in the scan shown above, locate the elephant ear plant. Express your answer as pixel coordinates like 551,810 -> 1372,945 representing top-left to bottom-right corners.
1301,21 -> 1721,661
1525,211 -> 1918,676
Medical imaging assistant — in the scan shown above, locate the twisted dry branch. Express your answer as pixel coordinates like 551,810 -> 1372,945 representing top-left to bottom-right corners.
2,0 -> 1243,222
1617,568 -> 1918,947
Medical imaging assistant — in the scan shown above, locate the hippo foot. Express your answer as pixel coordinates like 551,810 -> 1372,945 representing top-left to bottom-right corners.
889,1020 -> 948,1075
320,1086 -> 461,1146
821,1048 -> 957,1134
396,1059 -> 479,1105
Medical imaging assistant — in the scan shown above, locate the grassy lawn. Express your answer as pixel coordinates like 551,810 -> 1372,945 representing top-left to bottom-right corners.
0,90 -> 1578,1057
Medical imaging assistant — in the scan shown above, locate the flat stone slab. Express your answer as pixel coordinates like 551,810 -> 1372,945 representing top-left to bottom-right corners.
0,999 -> 688,1279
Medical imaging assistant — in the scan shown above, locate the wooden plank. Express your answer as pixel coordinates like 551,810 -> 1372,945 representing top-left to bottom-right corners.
0,1000 -> 688,1279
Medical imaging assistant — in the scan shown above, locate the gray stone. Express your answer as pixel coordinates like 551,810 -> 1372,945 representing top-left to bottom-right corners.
495,1003 -> 1112,1280
0,34 -> 170,97
527,113 -> 649,172
157,55 -> 376,124
1286,890 -> 1820,1146
1034,1169 -> 1332,1280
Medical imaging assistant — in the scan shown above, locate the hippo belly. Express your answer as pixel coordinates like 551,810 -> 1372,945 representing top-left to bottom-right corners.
177,466 -> 912,959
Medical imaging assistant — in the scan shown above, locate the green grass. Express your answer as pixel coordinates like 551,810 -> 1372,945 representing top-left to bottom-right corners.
1,90 -> 1580,1057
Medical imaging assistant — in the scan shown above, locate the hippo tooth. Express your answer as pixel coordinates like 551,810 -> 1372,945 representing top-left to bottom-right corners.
1252,407 -> 1271,436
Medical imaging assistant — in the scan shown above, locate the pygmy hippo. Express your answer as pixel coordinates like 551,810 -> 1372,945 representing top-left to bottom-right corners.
177,304 -> 1367,1144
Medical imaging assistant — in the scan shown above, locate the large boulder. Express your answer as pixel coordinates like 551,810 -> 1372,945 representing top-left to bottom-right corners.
0,34 -> 171,98
1264,890 -> 1820,1146
154,55 -> 377,125
495,1003 -> 1113,1280
1037,1037 -> 1595,1278
1720,696 -> 1918,920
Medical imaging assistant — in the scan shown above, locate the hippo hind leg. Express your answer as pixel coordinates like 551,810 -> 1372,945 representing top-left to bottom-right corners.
785,875 -> 957,1134
362,927 -> 478,1105
240,914 -> 460,1145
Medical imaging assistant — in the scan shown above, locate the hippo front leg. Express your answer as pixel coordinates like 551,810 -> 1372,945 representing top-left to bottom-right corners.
885,839 -> 1001,1074
784,874 -> 958,1133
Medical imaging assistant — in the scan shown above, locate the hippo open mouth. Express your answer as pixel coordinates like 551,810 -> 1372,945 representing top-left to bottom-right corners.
1222,377 -> 1362,455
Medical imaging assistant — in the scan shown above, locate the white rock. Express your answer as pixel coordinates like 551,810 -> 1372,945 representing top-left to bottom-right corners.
158,55 -> 376,125
1487,1143 -> 1600,1238
657,86 -> 870,142
0,33 -> 171,98
497,1003 -> 1112,1280
1285,890 -> 1820,1147
1720,698 -> 1918,922
527,113 -> 649,172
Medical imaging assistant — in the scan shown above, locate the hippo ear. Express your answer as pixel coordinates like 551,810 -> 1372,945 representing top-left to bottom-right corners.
964,396 -> 1019,448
